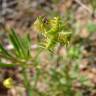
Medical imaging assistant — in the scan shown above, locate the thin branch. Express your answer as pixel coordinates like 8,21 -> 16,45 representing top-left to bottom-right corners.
74,0 -> 93,14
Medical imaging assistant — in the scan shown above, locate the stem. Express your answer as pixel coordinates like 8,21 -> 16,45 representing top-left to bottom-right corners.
22,66 -> 32,96
33,49 -> 42,88
56,44 -> 62,67
64,63 -> 74,96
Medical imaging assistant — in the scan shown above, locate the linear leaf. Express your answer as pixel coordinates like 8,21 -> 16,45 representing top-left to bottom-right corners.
9,29 -> 26,58
0,43 -> 13,59
0,62 -> 16,68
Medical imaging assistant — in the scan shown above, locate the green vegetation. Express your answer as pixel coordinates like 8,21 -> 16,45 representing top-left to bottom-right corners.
0,16 -> 94,96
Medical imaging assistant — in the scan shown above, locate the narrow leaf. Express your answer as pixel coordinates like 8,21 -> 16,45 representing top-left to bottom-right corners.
0,62 -> 16,68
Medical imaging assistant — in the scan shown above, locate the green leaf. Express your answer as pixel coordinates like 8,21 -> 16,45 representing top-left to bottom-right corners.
20,34 -> 31,58
68,46 -> 81,59
87,22 -> 96,33
0,43 -> 12,59
9,29 -> 23,57
9,29 -> 31,59
0,62 -> 16,68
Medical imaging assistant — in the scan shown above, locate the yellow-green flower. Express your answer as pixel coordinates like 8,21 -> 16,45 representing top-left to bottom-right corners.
33,16 -> 72,50
3,77 -> 14,89
33,16 -> 49,32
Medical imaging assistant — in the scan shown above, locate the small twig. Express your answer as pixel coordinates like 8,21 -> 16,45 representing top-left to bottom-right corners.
74,0 -> 93,14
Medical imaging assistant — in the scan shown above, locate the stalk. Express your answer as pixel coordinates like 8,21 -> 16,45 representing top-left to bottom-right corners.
22,66 -> 32,96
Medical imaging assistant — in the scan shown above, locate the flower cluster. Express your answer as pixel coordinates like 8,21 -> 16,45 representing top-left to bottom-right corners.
34,16 -> 72,50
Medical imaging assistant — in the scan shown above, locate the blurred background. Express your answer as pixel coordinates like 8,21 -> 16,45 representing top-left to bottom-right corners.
0,0 -> 96,96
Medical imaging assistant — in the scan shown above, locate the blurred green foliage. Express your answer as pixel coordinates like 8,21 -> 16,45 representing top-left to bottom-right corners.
0,16 -> 94,96
87,22 -> 96,33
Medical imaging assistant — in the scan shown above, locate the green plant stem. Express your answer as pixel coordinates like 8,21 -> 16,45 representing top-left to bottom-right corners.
64,64 -> 74,96
56,44 -> 62,67
22,66 -> 32,96
33,49 -> 42,88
